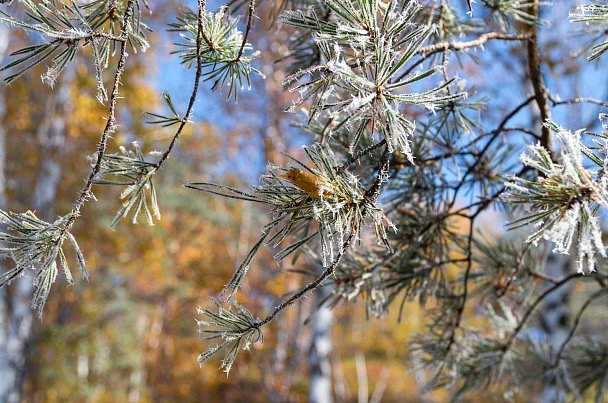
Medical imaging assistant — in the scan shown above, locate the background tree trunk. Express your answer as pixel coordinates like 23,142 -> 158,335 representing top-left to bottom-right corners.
0,47 -> 73,401
308,283 -> 333,403
0,21 -> 17,403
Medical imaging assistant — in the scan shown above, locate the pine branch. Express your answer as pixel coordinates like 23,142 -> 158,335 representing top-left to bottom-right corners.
0,0 -> 136,314
502,272 -> 583,352
63,0 -> 136,233
236,0 -> 256,60
552,288 -> 608,367
444,218 -> 475,354
549,95 -> 608,108
400,32 -> 533,80
153,0 -> 208,170
167,4 -> 264,102
570,4 -> 608,60
245,231 -> 356,331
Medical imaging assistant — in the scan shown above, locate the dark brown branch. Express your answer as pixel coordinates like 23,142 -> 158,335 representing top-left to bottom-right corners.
235,146 -> 391,334
502,272 -> 582,352
528,270 -> 560,285
153,0 -> 207,170
419,96 -> 536,164
444,218 -> 475,353
552,288 -> 607,367
90,31 -> 126,42
495,242 -> 534,298
319,117 -> 334,145
236,233 -> 355,335
197,1 -> 216,51
526,1 -> 552,155
337,139 -> 386,173
236,0 -> 256,60
63,0 -> 135,232
364,145 -> 391,202
501,126 -> 541,140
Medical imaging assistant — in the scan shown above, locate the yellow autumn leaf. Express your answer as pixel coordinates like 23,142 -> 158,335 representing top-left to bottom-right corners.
281,168 -> 334,199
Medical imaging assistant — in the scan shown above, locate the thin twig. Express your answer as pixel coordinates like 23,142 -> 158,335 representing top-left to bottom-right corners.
89,31 -> 126,42
442,95 -> 535,217
419,96 -> 536,164
63,0 -> 135,233
527,270 -> 560,285
364,145 -> 391,202
153,0 -> 207,170
236,0 -> 256,60
398,32 -> 531,81
552,288 -> 607,367
319,117 -> 334,145
549,95 -> 608,108
417,32 -> 532,55
338,139 -> 386,173
502,272 -> 582,352
243,232 -> 356,332
444,217 -> 474,353
496,242 -> 534,298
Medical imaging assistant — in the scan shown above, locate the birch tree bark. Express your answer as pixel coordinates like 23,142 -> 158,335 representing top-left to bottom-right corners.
308,283 -> 333,403
0,47 -> 74,401
0,21 -> 17,403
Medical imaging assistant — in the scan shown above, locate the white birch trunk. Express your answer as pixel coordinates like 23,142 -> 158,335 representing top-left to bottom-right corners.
308,284 -> 333,403
0,46 -> 73,400
0,23 -> 21,403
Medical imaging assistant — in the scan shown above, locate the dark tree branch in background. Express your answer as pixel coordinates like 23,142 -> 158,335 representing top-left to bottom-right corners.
526,1 -> 552,155
503,273 -> 582,353
552,288 -> 607,367
444,218 -> 475,354
338,139 -> 386,173
364,146 -> 391,201
417,32 -> 532,56
400,32 -> 533,79
495,242 -> 534,298
420,96 -> 534,164
549,95 -> 608,108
